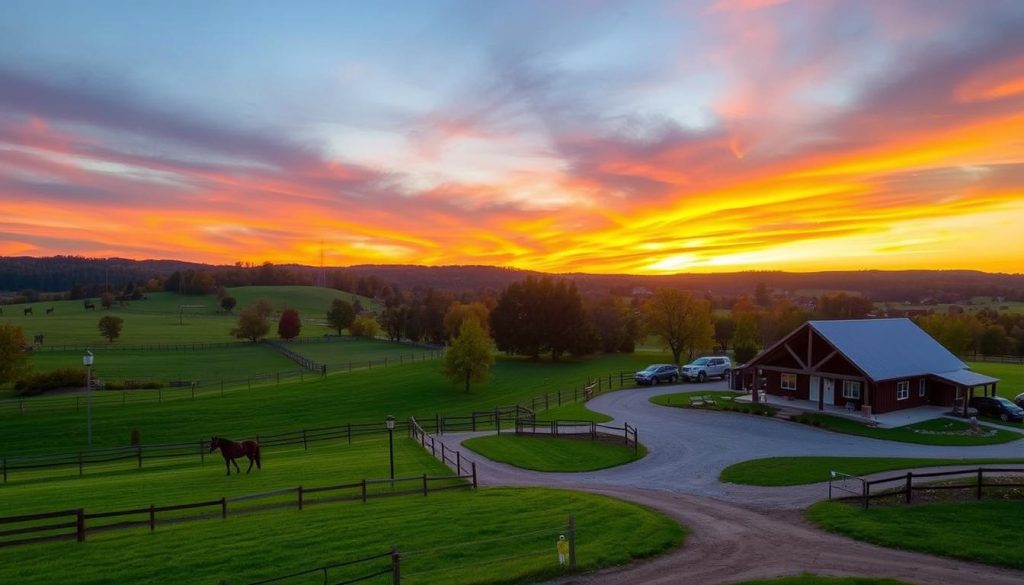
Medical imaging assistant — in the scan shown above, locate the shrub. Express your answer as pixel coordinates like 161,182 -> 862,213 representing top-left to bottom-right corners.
104,380 -> 162,390
14,368 -> 86,396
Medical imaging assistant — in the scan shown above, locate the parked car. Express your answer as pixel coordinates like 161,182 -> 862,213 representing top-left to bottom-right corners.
634,364 -> 679,385
680,356 -> 732,382
1014,392 -> 1024,409
969,396 -> 1024,422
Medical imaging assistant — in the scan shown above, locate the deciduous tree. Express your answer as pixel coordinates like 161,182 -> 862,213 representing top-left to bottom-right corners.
326,298 -> 355,335
349,314 -> 380,338
277,308 -> 302,340
0,324 -> 31,385
442,319 -> 494,393
232,306 -> 270,343
644,288 -> 715,364
443,302 -> 490,341
98,315 -> 124,342
220,296 -> 237,313
100,292 -> 114,309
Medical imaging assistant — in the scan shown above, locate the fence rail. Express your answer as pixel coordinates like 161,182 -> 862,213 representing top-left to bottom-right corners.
831,467 -> 1024,508
959,353 -> 1024,364
246,549 -> 399,585
409,417 -> 477,486
0,470 -> 473,549
512,419 -> 640,455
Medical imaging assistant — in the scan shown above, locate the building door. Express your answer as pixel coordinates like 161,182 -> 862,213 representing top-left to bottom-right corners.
809,376 -> 820,402
823,378 -> 836,405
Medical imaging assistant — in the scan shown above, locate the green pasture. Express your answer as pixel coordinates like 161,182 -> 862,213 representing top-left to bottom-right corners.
0,352 -> 659,454
735,576 -> 909,585
790,414 -> 1020,446
0,487 -> 684,585
463,435 -> 645,472
720,456 -> 1024,486
27,344 -> 296,384
285,338 -> 442,371
0,436 -> 449,515
0,286 -> 376,346
536,401 -> 613,422
807,500 -> 1024,569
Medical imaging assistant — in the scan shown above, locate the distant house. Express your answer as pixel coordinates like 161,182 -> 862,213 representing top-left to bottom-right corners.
737,318 -> 998,415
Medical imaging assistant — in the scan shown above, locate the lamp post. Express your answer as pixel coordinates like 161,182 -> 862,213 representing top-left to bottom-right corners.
385,415 -> 395,480
83,349 -> 94,446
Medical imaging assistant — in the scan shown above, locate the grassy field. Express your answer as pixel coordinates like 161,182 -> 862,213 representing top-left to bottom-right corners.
0,487 -> 684,585
736,576 -> 909,585
283,337 -> 442,371
0,352 -> 660,454
463,435 -> 645,472
720,456 -> 1024,486
807,500 -> 1024,569
791,414 -> 1020,445
0,286 -> 377,346
0,436 -> 450,514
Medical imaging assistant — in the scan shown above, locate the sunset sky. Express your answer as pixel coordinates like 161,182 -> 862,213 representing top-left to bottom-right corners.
1,0 -> 1022,274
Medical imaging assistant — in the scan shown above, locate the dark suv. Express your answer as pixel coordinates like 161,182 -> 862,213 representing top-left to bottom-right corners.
634,364 -> 679,385
969,396 -> 1024,422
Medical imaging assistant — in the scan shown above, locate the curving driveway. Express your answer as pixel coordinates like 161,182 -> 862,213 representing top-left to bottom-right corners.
437,383 -> 1024,584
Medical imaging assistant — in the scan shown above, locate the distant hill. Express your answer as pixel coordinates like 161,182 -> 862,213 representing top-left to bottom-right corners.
2,256 -> 1022,303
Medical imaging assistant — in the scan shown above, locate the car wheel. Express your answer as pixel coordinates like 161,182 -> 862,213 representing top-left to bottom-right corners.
1001,413 -> 1009,421
670,375 -> 678,383
697,371 -> 706,383
722,368 -> 731,381
651,377 -> 658,385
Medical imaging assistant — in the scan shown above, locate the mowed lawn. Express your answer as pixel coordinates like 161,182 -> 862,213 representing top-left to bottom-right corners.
463,435 -> 645,472
720,456 -> 1024,486
967,361 -> 1023,400
0,487 -> 684,585
807,500 -> 1024,570
0,437 -> 449,515
790,414 -> 1020,445
0,352 -> 661,454
284,338 -> 444,371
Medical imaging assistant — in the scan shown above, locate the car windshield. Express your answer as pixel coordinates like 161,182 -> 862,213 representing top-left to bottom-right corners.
690,358 -> 709,366
642,365 -> 663,373
995,397 -> 1017,407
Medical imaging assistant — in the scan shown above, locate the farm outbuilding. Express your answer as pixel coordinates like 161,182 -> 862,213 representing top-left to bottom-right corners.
737,318 -> 999,415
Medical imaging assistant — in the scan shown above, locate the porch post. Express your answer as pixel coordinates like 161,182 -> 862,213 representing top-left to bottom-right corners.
818,378 -> 824,412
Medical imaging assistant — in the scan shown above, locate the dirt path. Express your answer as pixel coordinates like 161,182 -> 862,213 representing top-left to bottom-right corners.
539,486 -> 1024,585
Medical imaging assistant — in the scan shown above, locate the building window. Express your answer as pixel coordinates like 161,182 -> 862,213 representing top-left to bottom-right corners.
918,379 -> 926,398
781,373 -> 797,391
842,380 -> 861,400
897,381 -> 910,400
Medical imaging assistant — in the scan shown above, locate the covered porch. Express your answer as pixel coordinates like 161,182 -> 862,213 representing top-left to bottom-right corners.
932,370 -> 1000,417
735,392 -> 951,429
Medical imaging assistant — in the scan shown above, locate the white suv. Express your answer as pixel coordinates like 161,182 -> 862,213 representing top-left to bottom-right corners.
680,356 -> 732,382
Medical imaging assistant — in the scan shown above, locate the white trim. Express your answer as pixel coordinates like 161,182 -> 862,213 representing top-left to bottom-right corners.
896,380 -> 910,401
842,380 -> 861,400
781,373 -> 797,391
918,379 -> 926,398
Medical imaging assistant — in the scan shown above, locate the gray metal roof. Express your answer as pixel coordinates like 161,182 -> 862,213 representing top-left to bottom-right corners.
932,369 -> 1000,387
808,318 -> 974,382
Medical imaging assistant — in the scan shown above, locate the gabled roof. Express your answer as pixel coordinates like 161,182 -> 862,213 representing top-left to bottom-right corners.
807,318 -> 968,382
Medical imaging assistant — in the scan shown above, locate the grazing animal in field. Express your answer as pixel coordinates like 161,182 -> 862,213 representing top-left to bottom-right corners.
83,301 -> 95,310
23,307 -> 32,316
46,307 -> 54,315
209,437 -> 261,476
33,334 -> 44,345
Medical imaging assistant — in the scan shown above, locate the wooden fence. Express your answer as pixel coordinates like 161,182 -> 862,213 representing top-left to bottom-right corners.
1,420 -> 428,483
0,470 -> 473,548
262,339 -> 327,372
831,467 -> 1024,508
409,417 -> 477,484
959,353 -> 1024,365
513,419 -> 640,455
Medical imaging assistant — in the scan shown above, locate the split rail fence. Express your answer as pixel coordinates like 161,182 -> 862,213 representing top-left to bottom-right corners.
0,468 -> 474,548
829,467 -> 1024,508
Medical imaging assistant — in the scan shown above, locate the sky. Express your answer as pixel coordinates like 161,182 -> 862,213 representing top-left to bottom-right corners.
0,0 -> 1022,274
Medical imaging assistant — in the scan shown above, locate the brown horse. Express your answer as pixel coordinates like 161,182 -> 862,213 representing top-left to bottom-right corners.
209,437 -> 261,476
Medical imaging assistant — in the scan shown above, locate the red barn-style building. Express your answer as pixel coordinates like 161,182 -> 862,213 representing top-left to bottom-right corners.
738,318 -> 999,415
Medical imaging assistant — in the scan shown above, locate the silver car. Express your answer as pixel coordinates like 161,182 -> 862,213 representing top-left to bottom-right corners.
680,356 -> 732,382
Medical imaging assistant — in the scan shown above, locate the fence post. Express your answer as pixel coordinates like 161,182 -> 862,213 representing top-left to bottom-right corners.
591,422 -> 596,440
634,428 -> 639,456
422,474 -> 428,496
441,442 -> 446,462
76,509 -> 85,542
557,391 -> 561,407
302,429 -> 308,451
472,413 -> 477,432
568,513 -> 577,570
362,479 -> 367,503
496,413 -> 501,435
298,486 -> 304,510
391,547 -> 402,585
977,468 -> 984,500
472,462 -> 477,488
347,423 -> 352,444
457,450 -> 461,475
79,452 -> 83,476
905,472 -> 912,504
430,437 -> 436,457
221,497 -> 227,519
149,505 -> 155,532
435,413 -> 440,434
862,481 -> 869,509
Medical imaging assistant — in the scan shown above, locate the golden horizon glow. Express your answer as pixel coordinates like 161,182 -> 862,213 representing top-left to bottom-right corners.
1,2 -> 1023,275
